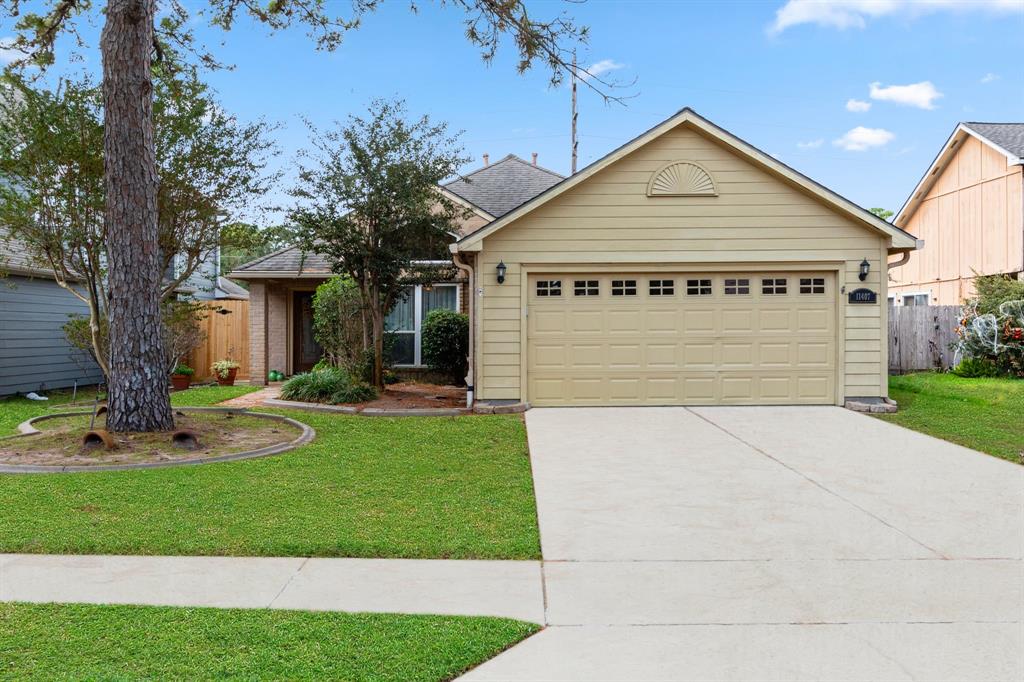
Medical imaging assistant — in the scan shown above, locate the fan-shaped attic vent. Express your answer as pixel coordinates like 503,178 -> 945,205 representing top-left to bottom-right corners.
646,161 -> 717,197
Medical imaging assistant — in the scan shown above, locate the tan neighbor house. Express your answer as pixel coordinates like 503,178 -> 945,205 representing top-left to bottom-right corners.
889,122 -> 1024,307
451,108 -> 918,407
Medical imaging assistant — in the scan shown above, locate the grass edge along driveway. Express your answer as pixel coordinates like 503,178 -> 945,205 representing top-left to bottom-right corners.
879,372 -> 1024,465
0,386 -> 541,559
0,602 -> 540,682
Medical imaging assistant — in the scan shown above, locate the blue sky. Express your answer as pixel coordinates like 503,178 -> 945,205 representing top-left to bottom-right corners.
4,0 -> 1023,221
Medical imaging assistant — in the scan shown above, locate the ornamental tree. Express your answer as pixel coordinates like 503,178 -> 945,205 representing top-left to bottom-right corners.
290,99 -> 468,388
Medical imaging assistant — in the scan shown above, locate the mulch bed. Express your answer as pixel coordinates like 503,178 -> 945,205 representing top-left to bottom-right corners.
345,382 -> 466,410
0,412 -> 302,468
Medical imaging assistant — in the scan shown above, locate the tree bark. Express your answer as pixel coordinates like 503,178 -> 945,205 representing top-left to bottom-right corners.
101,0 -> 174,432
370,304 -> 385,389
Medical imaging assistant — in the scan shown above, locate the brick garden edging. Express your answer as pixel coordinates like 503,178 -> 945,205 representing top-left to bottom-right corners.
0,407 -> 315,474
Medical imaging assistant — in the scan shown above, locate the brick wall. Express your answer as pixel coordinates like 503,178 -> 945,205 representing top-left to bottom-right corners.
267,285 -> 289,377
248,282 -> 267,385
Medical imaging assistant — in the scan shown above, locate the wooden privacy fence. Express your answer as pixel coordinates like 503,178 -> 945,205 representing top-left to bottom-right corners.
888,305 -> 962,373
187,299 -> 250,381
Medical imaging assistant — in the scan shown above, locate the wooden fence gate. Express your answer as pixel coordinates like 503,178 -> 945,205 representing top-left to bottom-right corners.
888,305 -> 962,373
188,299 -> 250,381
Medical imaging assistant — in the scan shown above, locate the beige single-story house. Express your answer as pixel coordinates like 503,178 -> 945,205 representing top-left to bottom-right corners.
450,108 -> 919,407
230,154 -> 563,378
234,108 -> 919,407
888,122 -> 1023,307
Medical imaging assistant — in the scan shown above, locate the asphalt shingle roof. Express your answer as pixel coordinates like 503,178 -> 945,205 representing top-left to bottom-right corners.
231,245 -> 333,274
443,154 -> 564,218
963,122 -> 1024,158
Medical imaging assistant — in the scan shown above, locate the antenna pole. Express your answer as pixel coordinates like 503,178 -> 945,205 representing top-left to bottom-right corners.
571,50 -> 578,175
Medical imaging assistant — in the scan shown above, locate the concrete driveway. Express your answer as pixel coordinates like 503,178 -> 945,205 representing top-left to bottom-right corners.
463,406 -> 1024,681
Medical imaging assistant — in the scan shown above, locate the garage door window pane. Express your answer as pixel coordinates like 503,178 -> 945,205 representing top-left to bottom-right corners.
724,278 -> 750,295
762,278 -> 787,295
574,280 -> 599,296
649,279 -> 675,296
611,279 -> 637,296
686,279 -> 712,296
537,280 -> 561,297
799,278 -> 826,294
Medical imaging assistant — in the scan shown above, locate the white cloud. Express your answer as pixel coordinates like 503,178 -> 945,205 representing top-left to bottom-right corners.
0,37 -> 23,65
869,81 -> 943,109
769,0 -> 1021,34
980,72 -> 1000,84
846,98 -> 872,112
581,59 -> 624,81
797,138 -> 824,149
833,126 -> 895,152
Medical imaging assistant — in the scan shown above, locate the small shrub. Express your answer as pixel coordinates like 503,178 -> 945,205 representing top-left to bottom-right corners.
952,357 -> 1003,378
172,364 -> 195,376
421,309 -> 468,384
280,367 -> 378,404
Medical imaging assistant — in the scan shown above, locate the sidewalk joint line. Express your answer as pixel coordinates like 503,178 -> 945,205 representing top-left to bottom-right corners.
267,557 -> 310,608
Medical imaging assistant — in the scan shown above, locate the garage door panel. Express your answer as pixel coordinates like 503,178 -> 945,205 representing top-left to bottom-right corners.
528,271 -> 836,406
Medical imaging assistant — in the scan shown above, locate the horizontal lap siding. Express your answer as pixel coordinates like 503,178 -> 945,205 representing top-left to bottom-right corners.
477,125 -> 888,401
0,276 -> 104,395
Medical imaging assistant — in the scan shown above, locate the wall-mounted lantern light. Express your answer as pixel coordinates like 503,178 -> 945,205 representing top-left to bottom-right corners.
859,258 -> 870,282
496,260 -> 507,285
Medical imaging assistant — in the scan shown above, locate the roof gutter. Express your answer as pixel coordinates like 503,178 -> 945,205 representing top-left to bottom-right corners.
888,240 -> 924,270
450,247 -> 475,409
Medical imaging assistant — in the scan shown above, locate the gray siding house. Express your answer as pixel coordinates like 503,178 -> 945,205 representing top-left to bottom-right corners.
0,235 -> 104,396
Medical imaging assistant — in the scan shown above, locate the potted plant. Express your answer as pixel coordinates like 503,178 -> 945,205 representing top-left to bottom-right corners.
171,363 -> 195,391
211,359 -> 241,386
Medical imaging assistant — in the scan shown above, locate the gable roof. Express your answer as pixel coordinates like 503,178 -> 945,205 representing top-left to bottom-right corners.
455,108 -> 918,252
895,121 -> 1024,228
443,154 -> 563,218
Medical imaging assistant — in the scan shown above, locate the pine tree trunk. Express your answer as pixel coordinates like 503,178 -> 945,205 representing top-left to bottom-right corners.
100,0 -> 174,432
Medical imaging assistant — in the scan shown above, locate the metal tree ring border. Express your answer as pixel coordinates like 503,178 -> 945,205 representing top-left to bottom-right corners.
0,407 -> 315,474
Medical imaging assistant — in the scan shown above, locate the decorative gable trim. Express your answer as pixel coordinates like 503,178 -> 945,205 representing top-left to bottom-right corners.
646,160 -> 717,197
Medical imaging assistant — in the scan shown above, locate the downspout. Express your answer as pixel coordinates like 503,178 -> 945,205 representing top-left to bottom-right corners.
451,248 -> 475,408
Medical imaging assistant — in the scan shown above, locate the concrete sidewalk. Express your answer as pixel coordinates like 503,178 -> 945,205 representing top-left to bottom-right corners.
0,553 -> 544,623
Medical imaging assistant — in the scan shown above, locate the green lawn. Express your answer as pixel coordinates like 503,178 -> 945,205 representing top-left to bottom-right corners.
0,602 -> 538,681
0,385 -> 260,436
0,388 -> 540,558
880,372 -> 1024,465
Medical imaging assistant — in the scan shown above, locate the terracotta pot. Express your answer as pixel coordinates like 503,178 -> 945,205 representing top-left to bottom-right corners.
216,367 -> 238,386
171,374 -> 192,391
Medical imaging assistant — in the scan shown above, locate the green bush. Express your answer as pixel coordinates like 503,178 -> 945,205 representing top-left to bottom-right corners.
421,309 -> 468,385
280,368 -> 377,404
952,357 -> 1003,378
971,274 -> 1024,316
172,364 -> 195,376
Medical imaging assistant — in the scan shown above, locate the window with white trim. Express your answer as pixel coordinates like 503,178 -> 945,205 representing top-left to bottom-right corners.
761,278 -> 787,295
574,279 -> 599,296
385,283 -> 460,366
799,277 -> 826,294
611,279 -> 637,296
536,280 -> 561,297
724,278 -> 750,295
686,279 -> 712,296
902,293 -> 929,307
649,279 -> 675,296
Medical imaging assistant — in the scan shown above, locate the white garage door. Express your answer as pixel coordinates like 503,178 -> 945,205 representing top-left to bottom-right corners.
527,272 -> 837,406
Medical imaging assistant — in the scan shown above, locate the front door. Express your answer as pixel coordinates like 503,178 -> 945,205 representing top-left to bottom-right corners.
293,292 -> 322,374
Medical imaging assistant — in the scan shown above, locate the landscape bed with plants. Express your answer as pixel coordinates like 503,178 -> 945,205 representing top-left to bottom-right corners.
279,275 -> 470,409
879,275 -> 1024,465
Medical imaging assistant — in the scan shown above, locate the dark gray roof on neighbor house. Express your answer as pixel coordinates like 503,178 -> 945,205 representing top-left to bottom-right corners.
443,154 -> 564,218
962,122 -> 1024,159
230,244 -> 333,277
